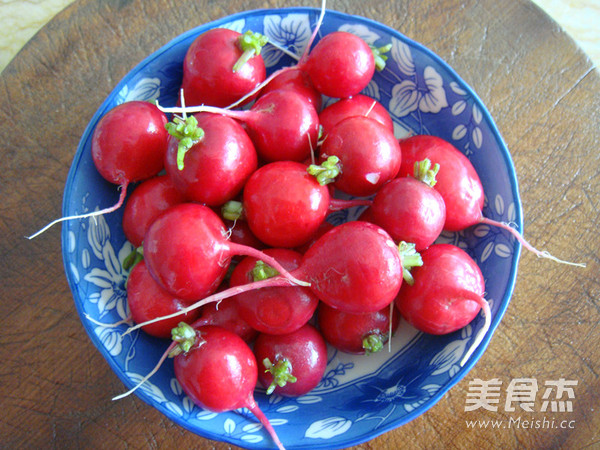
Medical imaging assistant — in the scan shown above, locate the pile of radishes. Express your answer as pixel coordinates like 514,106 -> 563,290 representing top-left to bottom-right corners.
37,6 -> 583,449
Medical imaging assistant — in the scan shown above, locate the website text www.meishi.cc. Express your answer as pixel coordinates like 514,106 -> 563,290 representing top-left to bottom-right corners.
466,416 -> 576,430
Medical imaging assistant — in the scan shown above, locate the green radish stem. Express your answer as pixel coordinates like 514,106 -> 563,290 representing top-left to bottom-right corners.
398,241 -> 423,285
123,246 -> 144,272
413,158 -> 440,187
363,333 -> 385,355
252,260 -> 279,281
165,115 -> 205,170
234,31 -> 268,72
307,155 -> 341,185
221,200 -> 244,221
263,357 -> 297,395
371,43 -> 392,71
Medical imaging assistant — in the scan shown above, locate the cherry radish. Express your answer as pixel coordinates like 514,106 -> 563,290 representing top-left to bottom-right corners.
254,324 -> 328,397
398,135 -> 483,231
172,324 -> 285,450
301,31 -> 378,99
122,174 -> 186,247
318,302 -> 400,355
395,243 -> 491,365
319,94 -> 394,137
27,101 -> 169,239
180,28 -> 267,107
398,135 -> 586,266
294,221 -> 411,313
371,159 -> 446,251
318,115 -> 401,196
164,113 -> 257,206
230,248 -> 319,335
122,221 -> 420,334
127,260 -> 200,339
241,161 -> 369,248
142,203 -> 308,301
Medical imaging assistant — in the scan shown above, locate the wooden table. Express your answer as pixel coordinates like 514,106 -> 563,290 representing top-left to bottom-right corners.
1,0 -> 598,448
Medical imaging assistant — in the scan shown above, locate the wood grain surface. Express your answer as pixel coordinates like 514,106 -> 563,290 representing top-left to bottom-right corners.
1,0 -> 598,448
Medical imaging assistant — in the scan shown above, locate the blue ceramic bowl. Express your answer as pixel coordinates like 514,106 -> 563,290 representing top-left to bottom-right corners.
62,7 -> 522,449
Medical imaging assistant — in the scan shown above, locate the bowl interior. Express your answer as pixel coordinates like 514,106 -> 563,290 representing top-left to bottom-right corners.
62,7 -> 521,449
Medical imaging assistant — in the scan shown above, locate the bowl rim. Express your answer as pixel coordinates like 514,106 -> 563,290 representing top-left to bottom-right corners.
61,6 -> 522,449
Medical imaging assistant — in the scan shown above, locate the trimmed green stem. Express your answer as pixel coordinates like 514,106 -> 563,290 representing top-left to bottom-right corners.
234,31 -> 268,72
252,260 -> 279,281
165,115 -> 205,170
398,241 -> 423,285
123,246 -> 144,271
363,333 -> 385,355
169,322 -> 202,357
263,357 -> 297,395
221,200 -> 244,221
307,155 -> 342,185
413,158 -> 440,187
371,43 -> 392,71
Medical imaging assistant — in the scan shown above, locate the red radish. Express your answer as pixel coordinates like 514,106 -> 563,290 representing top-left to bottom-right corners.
241,161 -> 369,248
181,28 -> 267,107
164,113 -> 257,206
319,94 -> 394,137
398,135 -> 585,266
243,161 -> 330,248
318,302 -> 400,355
142,203 -> 307,301
258,67 -> 323,112
172,325 -> 285,450
160,89 -> 319,163
123,221 -> 420,334
122,174 -> 186,247
127,260 -> 200,339
318,115 -> 402,196
300,221 -> 408,313
254,324 -> 328,397
191,298 -> 257,343
92,101 -> 169,186
301,31 -> 376,99
230,248 -> 319,335
371,159 -> 446,251
27,101 -> 169,239
395,243 -> 491,365
398,135 -> 483,232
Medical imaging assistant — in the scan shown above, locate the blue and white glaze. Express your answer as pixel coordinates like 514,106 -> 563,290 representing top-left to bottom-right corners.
62,8 -> 522,450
